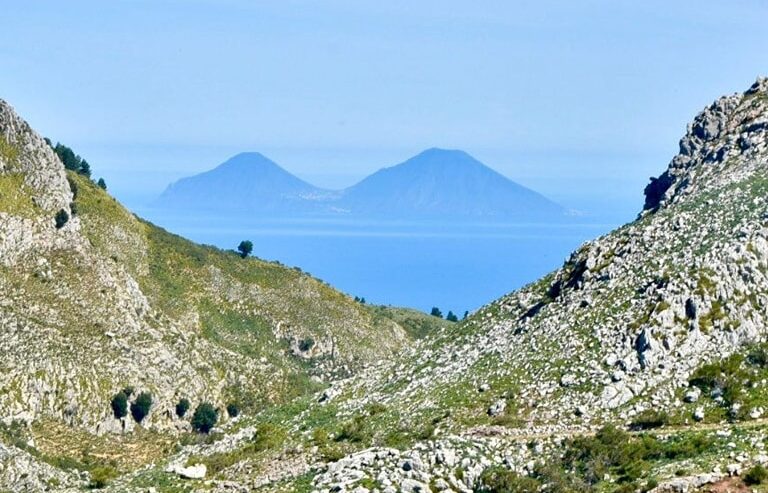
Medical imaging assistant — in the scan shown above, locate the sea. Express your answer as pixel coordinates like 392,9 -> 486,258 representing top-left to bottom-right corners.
136,210 -> 624,316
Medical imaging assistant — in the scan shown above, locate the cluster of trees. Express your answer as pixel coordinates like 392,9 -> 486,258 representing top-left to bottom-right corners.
44,139 -> 108,191
430,307 -> 468,322
110,387 -> 152,423
111,389 -> 240,434
353,296 -> 366,304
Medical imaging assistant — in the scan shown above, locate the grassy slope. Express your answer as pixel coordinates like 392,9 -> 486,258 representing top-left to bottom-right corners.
0,172 -> 438,482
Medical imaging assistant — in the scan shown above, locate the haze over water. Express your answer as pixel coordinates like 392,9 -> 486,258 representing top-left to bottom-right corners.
139,210 -> 616,315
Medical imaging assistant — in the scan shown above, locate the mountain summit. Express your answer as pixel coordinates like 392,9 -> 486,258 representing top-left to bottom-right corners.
339,148 -> 563,218
156,152 -> 333,213
153,148 -> 564,220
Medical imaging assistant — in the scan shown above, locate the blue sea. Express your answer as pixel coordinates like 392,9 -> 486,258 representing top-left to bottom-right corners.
137,211 -> 621,315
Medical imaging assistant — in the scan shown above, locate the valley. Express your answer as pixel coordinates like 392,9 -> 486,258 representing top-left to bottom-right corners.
2,77 -> 768,493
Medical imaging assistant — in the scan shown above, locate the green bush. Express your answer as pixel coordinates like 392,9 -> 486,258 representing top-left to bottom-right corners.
176,398 -> 190,418
298,337 -> 315,352
191,402 -> 218,433
252,423 -> 287,451
55,209 -> 69,229
745,464 -> 768,485
110,392 -> 128,419
476,466 -> 541,493
629,409 -> 669,431
130,392 -> 152,423
336,415 -> 369,443
226,402 -> 240,418
88,465 -> 118,489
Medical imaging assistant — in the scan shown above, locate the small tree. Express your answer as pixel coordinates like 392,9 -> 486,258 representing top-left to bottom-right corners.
130,392 -> 152,423
176,398 -> 190,418
110,392 -> 128,419
55,209 -> 69,229
430,307 -> 443,318
79,159 -> 92,177
237,240 -> 253,258
446,311 -> 458,322
191,402 -> 218,433
226,402 -> 240,418
463,311 -> 469,320
97,177 -> 107,190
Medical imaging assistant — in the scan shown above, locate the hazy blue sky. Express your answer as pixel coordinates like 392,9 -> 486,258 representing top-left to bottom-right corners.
2,0 -> 767,218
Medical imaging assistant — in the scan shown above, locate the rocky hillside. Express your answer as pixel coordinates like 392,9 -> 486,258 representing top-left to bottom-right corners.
0,98 -> 430,488
94,78 -> 768,493
3,78 -> 768,493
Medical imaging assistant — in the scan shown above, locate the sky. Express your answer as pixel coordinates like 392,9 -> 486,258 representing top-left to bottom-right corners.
2,0 -> 768,219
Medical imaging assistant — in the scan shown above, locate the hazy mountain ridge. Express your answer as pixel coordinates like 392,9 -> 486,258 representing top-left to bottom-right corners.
156,152 -> 340,213
155,148 -> 565,220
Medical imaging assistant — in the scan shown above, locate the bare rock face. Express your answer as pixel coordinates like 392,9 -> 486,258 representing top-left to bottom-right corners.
643,77 -> 768,212
0,99 -> 72,213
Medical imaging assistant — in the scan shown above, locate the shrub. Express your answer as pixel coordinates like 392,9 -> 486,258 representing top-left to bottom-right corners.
446,311 -> 458,322
88,465 -> 118,489
55,209 -> 69,229
336,415 -> 369,443
430,307 -> 443,318
745,464 -> 768,485
110,392 -> 128,419
298,337 -> 315,352
130,392 -> 152,423
176,398 -> 190,418
67,176 -> 79,199
97,178 -> 107,190
226,402 -> 240,418
252,423 -> 288,451
476,466 -> 541,493
629,409 -> 669,431
191,402 -> 218,433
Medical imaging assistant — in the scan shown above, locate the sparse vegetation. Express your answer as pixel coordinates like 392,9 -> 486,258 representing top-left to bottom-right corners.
745,464 -> 768,485
88,465 -> 118,489
476,466 -> 540,493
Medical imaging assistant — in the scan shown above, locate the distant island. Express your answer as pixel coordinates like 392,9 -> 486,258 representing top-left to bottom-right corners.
153,148 -> 565,220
